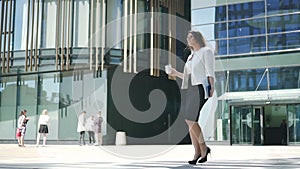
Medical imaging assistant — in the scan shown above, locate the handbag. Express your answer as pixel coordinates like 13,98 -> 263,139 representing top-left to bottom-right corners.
16,128 -> 21,137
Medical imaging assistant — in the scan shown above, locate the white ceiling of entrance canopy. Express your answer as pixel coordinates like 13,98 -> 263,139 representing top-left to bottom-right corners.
218,89 -> 300,103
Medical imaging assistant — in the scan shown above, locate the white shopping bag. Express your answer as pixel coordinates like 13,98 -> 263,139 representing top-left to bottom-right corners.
198,90 -> 218,141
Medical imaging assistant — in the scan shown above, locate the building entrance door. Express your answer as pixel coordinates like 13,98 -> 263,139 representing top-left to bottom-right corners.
253,107 -> 264,145
264,105 -> 288,145
231,106 -> 252,144
231,105 -> 289,145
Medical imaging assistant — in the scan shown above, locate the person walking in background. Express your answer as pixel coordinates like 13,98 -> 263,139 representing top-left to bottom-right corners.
36,109 -> 50,147
77,111 -> 86,146
168,31 -> 215,164
280,119 -> 287,145
94,111 -> 103,146
86,115 -> 95,145
17,109 -> 29,147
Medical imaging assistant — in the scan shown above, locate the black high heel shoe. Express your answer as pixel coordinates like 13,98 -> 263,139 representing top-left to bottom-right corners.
188,154 -> 201,165
198,147 -> 211,163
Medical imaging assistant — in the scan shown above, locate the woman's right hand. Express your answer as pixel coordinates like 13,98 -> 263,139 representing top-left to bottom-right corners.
168,67 -> 177,76
168,67 -> 184,79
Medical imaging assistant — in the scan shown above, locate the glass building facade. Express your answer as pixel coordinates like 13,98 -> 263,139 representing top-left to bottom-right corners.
2,0 -> 299,146
192,0 -> 300,145
0,0 -> 192,144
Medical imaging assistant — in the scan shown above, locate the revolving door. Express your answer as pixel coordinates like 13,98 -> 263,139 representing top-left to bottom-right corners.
230,106 -> 264,145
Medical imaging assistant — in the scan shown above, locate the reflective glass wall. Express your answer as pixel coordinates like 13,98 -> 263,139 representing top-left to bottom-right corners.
0,70 -> 107,141
192,0 -> 300,144
1,0 -> 192,144
192,0 -> 300,56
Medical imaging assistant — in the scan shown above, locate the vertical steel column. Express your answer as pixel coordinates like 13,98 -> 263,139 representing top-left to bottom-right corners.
61,0 -> 66,70
170,2 -> 176,78
95,0 -> 100,71
29,0 -> 35,71
55,0 -> 61,70
0,0 -> 5,72
90,0 -> 94,70
101,0 -> 105,71
66,0 -> 72,70
25,0 -> 31,72
2,0 -> 9,73
133,0 -> 137,73
7,0 -> 13,72
123,0 -> 128,72
153,0 -> 159,77
170,0 -> 177,74
150,0 -> 153,76
34,0 -> 40,71
128,0 -> 133,72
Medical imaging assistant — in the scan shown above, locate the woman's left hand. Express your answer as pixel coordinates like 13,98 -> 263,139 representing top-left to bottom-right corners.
209,87 -> 214,97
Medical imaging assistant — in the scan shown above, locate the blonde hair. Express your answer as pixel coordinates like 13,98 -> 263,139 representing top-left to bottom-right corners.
42,109 -> 48,115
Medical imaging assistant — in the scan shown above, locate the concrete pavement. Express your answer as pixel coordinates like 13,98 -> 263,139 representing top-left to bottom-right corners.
1,144 -> 300,168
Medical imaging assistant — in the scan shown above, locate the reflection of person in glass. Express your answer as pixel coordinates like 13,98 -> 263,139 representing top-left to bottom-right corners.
77,111 -> 86,146
168,31 -> 215,164
86,115 -> 95,145
280,119 -> 287,145
94,111 -> 103,146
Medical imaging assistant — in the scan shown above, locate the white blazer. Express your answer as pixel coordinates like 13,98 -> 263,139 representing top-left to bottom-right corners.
181,46 -> 215,99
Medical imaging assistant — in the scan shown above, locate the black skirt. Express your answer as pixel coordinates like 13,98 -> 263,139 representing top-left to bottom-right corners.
39,124 -> 49,134
184,83 -> 207,122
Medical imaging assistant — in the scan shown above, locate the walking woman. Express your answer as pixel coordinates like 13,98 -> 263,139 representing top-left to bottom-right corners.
17,109 -> 29,147
168,31 -> 215,164
36,109 -> 50,147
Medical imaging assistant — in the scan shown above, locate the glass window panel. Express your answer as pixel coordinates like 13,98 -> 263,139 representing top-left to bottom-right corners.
18,74 -> 38,140
216,23 -> 227,39
192,23 -> 227,41
269,67 -> 279,90
0,77 -> 17,139
288,104 -> 300,144
248,70 -> 255,90
251,36 -> 266,53
209,39 -> 227,56
284,32 -> 300,49
191,7 -> 216,25
255,69 -> 267,90
268,32 -> 300,51
14,0 -> 28,50
267,14 -> 300,33
38,73 -> 59,139
229,18 -> 265,37
229,68 -> 268,91
106,0 -> 122,49
73,0 -> 89,47
278,67 -> 300,89
41,0 -> 57,48
216,5 -> 227,22
240,74 -> 247,90
229,36 -> 266,54
267,0 -> 300,14
13,0 -> 42,50
59,72 -> 79,140
228,1 -> 265,20
0,1 -> 14,51
136,0 -> 147,50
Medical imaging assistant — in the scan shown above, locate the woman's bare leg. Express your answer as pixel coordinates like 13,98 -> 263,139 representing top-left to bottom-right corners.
42,134 -> 47,146
185,119 -> 207,159
36,133 -> 41,146
20,136 -> 24,146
